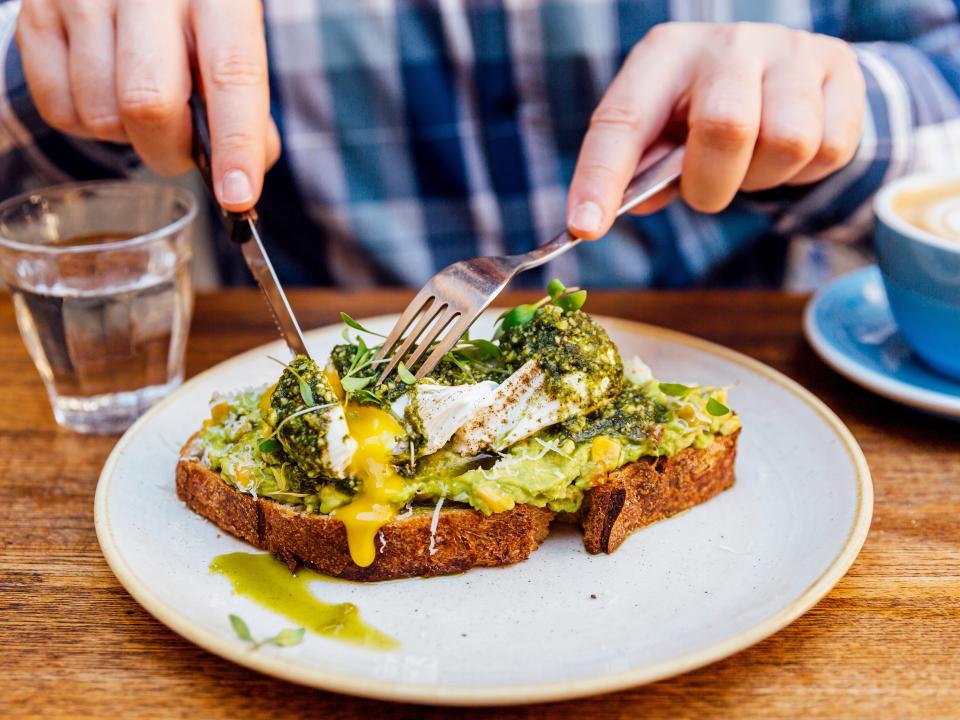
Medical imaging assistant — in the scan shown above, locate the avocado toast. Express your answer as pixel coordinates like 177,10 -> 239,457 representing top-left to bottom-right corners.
177,284 -> 740,580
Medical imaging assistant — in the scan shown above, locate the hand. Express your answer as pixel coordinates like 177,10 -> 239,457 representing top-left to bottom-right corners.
15,0 -> 280,211
567,22 -> 865,238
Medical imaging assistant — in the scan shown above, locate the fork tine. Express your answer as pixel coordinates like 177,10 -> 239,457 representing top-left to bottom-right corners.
372,288 -> 436,366
375,297 -> 446,384
402,308 -> 460,375
414,312 -> 477,380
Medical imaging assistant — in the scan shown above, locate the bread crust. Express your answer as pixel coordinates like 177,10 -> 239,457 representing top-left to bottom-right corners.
175,452 -> 555,581
176,429 -> 738,580
578,430 -> 740,554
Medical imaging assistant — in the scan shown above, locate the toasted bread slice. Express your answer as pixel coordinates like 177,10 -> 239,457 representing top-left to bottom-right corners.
176,453 -> 555,581
176,430 -> 738,580
578,430 -> 739,554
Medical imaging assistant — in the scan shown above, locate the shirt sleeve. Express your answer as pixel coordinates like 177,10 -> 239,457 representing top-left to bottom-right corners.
0,1 -> 140,199
762,4 -> 960,244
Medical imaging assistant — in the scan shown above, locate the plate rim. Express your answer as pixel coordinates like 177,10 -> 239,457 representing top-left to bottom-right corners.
95,314 -> 874,706
803,266 -> 960,418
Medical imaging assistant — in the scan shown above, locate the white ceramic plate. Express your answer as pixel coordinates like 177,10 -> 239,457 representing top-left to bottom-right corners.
95,314 -> 873,706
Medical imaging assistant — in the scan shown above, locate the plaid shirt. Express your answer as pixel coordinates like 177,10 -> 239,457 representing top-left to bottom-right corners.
2,1 -> 960,289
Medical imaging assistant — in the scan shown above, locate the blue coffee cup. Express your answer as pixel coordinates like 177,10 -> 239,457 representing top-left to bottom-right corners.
874,174 -> 960,379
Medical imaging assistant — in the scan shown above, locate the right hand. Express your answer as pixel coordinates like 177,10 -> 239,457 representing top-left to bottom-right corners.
15,0 -> 281,211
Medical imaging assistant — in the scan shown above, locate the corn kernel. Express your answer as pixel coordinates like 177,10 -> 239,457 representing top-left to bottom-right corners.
476,484 -> 514,513
209,401 -> 230,424
591,436 -> 621,469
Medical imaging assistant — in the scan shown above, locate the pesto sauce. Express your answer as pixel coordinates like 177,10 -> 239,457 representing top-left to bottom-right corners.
560,384 -> 671,444
210,552 -> 398,650
269,355 -> 340,477
498,304 -> 622,407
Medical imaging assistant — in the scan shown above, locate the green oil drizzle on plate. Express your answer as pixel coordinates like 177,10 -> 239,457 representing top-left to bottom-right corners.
210,552 -> 398,650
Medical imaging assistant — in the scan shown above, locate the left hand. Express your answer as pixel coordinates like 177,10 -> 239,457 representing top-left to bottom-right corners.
566,22 -> 866,238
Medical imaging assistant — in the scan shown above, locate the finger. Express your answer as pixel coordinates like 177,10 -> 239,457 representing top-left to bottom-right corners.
625,139 -> 683,215
193,0 -> 270,211
787,47 -> 865,185
682,53 -> 763,213
567,23 -> 696,239
265,116 -> 281,169
63,1 -> 128,143
628,186 -> 678,215
116,0 -> 193,176
15,1 -> 88,136
740,62 -> 825,191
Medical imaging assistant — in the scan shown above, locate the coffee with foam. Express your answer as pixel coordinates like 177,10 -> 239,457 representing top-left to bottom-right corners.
892,181 -> 960,242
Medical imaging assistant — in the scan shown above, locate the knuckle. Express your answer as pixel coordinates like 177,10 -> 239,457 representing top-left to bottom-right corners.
81,112 -> 123,136
40,102 -> 79,132
17,0 -> 56,34
589,102 -> 643,134
692,113 -> 756,149
118,87 -> 179,125
577,161 -> 620,184
761,127 -> 818,163
644,21 -> 679,44
64,0 -> 111,22
681,186 -> 730,215
216,129 -> 260,154
816,140 -> 854,168
717,21 -> 755,48
208,51 -> 266,89
822,33 -> 857,64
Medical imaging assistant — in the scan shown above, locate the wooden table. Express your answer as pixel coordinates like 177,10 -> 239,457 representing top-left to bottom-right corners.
2,289 -> 958,719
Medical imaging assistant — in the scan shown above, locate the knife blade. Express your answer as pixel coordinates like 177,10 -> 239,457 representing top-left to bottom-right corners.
231,215 -> 310,357
188,86 -> 310,358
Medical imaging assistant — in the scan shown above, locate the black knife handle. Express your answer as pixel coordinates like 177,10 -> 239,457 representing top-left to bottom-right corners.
188,86 -> 255,245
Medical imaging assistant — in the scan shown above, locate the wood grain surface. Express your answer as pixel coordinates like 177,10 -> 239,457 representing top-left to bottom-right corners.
2,289 -> 958,719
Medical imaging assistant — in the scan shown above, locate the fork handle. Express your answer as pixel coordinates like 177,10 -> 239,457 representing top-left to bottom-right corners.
513,145 -> 685,271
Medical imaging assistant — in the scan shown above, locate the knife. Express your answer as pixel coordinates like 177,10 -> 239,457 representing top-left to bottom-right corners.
188,88 -> 310,358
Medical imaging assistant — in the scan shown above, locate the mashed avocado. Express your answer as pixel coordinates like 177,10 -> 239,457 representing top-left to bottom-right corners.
194,369 -> 739,518
192,284 -> 738,518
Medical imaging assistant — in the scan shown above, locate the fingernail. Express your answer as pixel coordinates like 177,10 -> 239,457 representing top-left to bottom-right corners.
219,169 -> 253,206
569,201 -> 603,235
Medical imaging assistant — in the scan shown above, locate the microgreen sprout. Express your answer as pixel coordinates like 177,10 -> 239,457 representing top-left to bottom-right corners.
229,614 -> 306,650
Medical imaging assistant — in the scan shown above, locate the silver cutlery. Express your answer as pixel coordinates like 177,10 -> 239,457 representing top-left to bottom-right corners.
188,89 -> 310,358
373,145 -> 685,383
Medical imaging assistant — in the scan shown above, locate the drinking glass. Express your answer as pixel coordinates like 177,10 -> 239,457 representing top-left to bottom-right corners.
0,181 -> 197,434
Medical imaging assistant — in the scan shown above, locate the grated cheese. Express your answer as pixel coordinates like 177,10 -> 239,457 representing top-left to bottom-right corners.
428,497 -> 444,556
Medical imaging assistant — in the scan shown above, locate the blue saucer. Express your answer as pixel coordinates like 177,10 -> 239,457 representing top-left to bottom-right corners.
804,266 -> 960,419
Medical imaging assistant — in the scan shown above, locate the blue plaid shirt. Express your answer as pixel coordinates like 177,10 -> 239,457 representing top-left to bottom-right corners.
2,1 -> 960,288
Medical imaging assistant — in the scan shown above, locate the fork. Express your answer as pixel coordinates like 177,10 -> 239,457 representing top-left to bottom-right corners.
373,145 -> 686,383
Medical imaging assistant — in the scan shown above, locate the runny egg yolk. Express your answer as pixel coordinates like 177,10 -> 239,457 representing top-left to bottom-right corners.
331,404 -> 405,567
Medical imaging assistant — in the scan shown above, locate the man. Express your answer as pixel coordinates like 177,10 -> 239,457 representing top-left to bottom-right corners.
2,1 -> 959,288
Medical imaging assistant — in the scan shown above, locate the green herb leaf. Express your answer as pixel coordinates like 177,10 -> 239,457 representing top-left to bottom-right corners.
271,627 -> 306,647
659,382 -> 692,397
554,289 -> 587,313
229,614 -> 253,643
259,437 -> 282,454
547,278 -> 566,300
298,379 -> 314,406
351,388 -> 382,405
396,362 -> 416,385
706,398 -> 731,416
283,365 -> 316,407
466,338 -> 500,361
341,375 -> 373,393
501,303 -> 537,329
340,312 -> 385,338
